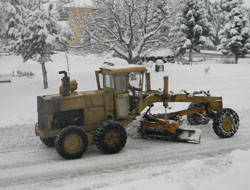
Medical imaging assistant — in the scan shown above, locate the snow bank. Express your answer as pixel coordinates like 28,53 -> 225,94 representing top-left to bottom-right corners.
102,149 -> 250,190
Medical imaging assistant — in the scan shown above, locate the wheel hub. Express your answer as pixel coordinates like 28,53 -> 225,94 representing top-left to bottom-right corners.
104,130 -> 121,148
222,116 -> 233,132
64,134 -> 82,153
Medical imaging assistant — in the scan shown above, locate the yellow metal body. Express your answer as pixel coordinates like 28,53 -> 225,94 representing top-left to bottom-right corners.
222,117 -> 233,132
141,119 -> 183,135
35,65 -> 223,144
64,134 -> 83,153
59,80 -> 78,95
104,130 -> 121,148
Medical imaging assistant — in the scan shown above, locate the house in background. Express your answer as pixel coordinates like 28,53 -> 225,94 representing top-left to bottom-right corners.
63,0 -> 95,47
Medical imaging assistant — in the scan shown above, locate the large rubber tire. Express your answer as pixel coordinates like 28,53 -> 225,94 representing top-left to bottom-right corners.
213,108 -> 239,138
94,122 -> 127,154
40,137 -> 55,147
55,126 -> 88,159
187,102 -> 209,125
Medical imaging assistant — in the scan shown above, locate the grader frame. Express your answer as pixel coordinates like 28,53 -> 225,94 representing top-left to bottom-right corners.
35,65 -> 239,159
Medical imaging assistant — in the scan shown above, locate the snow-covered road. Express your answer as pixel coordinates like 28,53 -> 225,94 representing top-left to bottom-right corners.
0,112 -> 250,190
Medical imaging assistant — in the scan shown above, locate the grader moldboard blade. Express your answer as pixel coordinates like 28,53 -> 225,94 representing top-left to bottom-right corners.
140,105 -> 202,144
140,117 -> 201,144
176,128 -> 202,144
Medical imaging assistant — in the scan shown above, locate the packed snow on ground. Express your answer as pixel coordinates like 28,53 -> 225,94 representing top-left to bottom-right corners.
0,52 -> 250,189
101,149 -> 250,190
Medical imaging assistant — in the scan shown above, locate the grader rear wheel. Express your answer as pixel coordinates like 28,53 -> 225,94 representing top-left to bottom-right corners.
94,122 -> 127,154
55,126 -> 88,159
187,102 -> 209,125
213,108 -> 239,138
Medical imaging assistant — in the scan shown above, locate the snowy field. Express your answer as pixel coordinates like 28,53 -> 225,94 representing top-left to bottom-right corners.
0,52 -> 250,189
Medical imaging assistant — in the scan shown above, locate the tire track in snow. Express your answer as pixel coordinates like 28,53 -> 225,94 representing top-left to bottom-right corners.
0,110 -> 250,190
0,125 -> 250,189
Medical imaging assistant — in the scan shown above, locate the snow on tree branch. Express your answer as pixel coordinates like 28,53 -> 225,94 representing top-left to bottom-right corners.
72,0 -> 179,64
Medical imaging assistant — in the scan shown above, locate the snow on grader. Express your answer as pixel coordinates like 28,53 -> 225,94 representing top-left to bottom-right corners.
35,64 -> 239,159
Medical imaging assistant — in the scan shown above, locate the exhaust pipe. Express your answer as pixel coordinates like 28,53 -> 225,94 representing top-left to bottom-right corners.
163,76 -> 169,108
59,71 -> 70,96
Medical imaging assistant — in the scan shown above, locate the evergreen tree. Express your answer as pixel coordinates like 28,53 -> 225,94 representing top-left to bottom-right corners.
149,0 -> 182,52
4,0 -> 26,43
219,0 -> 244,26
172,0 -> 214,62
220,0 -> 243,13
0,1 -> 6,48
218,7 -> 250,64
8,4 -> 66,89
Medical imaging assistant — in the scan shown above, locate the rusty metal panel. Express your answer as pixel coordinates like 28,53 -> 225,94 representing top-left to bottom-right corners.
91,93 -> 104,107
85,96 -> 92,107
37,96 -> 46,128
60,98 -> 85,111
104,111 -> 114,121
46,97 -> 85,113
104,93 -> 114,111
85,107 -> 104,125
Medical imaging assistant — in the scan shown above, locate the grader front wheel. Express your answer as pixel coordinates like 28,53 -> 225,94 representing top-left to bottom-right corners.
94,122 -> 127,154
213,108 -> 239,138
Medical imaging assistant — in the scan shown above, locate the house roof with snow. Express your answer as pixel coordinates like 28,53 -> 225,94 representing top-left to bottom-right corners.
63,0 -> 94,8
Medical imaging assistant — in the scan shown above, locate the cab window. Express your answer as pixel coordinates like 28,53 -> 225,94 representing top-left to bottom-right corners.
104,74 -> 114,88
116,75 -> 127,93
129,72 -> 142,89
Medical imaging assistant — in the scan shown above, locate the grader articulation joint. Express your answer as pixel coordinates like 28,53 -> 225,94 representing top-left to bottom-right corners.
35,65 -> 239,159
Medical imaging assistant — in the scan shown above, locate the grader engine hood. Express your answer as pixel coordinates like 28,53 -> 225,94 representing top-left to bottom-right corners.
36,90 -> 115,133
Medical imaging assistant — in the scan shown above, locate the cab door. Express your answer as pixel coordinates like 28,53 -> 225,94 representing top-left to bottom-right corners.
114,75 -> 129,118
128,72 -> 144,114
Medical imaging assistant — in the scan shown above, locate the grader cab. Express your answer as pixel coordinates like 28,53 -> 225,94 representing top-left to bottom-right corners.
35,64 -> 239,159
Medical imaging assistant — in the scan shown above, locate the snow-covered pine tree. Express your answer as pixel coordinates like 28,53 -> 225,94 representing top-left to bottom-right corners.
219,0 -> 244,26
172,0 -> 215,62
0,1 -> 5,49
9,3 -> 66,89
168,1 -> 188,58
4,0 -> 26,44
218,7 -> 250,64
220,0 -> 243,13
22,0 -> 41,10
148,0 -> 182,52
205,0 -> 221,47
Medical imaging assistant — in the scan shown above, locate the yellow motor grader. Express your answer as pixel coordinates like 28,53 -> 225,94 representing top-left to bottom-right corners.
35,64 -> 239,159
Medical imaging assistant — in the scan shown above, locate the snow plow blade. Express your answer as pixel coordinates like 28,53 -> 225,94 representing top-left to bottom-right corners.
140,113 -> 202,144
176,129 -> 201,144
